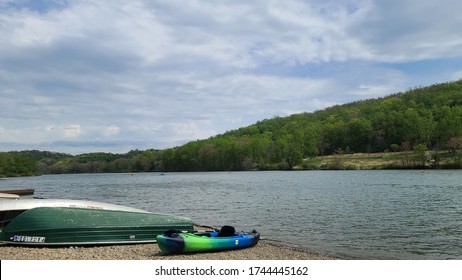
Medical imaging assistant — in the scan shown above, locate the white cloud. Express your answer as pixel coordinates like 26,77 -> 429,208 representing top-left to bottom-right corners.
349,0 -> 462,62
44,125 -> 55,132
103,125 -> 120,136
172,121 -> 215,141
310,99 -> 340,112
64,124 -> 82,138
357,84 -> 395,96
451,71 -> 462,81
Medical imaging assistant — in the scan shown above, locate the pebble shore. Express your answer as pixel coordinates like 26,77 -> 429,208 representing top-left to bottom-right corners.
0,241 -> 335,260
0,225 -> 337,260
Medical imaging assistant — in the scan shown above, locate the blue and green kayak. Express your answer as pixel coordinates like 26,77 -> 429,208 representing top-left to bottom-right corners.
157,226 -> 260,254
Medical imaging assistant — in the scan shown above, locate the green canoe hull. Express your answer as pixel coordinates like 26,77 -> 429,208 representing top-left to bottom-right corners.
0,207 -> 194,246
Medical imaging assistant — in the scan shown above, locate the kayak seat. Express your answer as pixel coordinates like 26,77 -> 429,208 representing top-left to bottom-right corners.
218,225 -> 235,237
194,232 -> 213,237
164,229 -> 182,237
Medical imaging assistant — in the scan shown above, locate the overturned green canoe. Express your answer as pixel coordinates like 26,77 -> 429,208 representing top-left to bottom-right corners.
0,207 -> 194,245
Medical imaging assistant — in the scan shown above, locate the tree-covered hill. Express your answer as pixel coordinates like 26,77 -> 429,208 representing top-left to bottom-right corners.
2,80 -> 462,176
166,80 -> 462,170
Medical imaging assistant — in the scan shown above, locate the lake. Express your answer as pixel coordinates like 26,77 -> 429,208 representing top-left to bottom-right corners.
1,170 -> 461,259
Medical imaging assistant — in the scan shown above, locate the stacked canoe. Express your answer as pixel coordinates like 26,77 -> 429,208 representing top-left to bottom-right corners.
0,198 -> 194,246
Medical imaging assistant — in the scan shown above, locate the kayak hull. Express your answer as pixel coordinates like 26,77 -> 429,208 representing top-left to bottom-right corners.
157,230 -> 260,254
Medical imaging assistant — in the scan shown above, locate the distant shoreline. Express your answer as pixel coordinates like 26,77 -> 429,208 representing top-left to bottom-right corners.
2,147 -> 462,178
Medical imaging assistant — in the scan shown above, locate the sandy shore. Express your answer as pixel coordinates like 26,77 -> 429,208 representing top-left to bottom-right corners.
0,240 -> 335,260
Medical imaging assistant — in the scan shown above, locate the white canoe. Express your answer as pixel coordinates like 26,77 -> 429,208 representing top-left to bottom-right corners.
0,193 -> 20,199
0,198 -> 149,213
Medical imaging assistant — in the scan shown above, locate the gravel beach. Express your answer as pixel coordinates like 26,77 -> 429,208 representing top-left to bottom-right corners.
0,240 -> 335,260
0,224 -> 337,260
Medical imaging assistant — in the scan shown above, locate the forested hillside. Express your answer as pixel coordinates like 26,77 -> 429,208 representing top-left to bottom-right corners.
1,80 -> 462,176
159,80 -> 462,171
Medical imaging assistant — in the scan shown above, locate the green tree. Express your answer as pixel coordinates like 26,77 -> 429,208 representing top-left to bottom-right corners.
346,118 -> 373,152
322,120 -> 347,154
413,143 -> 428,167
436,106 -> 462,146
303,124 -> 320,157
0,152 -> 7,177
402,108 -> 435,146
390,144 -> 400,152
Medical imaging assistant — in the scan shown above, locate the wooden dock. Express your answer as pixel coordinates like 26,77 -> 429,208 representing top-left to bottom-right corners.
0,188 -> 35,196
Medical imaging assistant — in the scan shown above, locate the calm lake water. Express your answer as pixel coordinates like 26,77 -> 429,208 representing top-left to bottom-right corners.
1,170 -> 461,259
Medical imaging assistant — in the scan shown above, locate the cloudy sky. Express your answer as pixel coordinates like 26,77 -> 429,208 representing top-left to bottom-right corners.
1,0 -> 462,154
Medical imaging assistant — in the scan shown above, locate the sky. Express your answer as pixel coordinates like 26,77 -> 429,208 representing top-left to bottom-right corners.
1,0 -> 462,155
